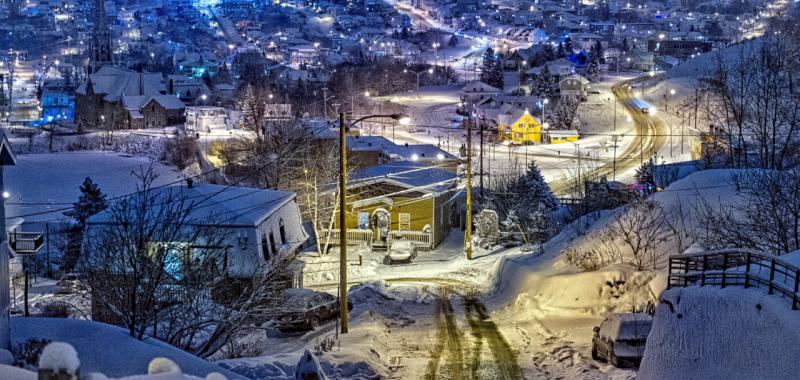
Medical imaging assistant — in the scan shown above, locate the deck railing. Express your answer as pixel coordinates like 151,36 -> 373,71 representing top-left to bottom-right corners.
319,229 -> 373,249
387,230 -> 432,250
668,249 -> 800,310
9,231 -> 44,254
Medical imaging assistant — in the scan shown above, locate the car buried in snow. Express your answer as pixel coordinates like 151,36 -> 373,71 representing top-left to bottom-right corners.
274,288 -> 352,331
592,313 -> 653,368
385,240 -> 418,264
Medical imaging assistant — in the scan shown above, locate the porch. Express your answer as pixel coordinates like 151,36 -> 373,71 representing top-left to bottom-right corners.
319,229 -> 433,251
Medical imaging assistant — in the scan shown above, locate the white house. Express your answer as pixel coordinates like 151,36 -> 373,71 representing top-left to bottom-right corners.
184,106 -> 230,133
86,182 -> 308,281
460,81 -> 504,104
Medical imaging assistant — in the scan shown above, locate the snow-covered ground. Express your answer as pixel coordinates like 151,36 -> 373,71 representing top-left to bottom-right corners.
5,151 -> 183,223
11,318 -> 241,379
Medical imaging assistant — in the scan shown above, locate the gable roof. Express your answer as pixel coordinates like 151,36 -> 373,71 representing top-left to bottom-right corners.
76,66 -> 165,102
122,94 -> 186,111
461,81 -> 503,94
88,183 -> 297,227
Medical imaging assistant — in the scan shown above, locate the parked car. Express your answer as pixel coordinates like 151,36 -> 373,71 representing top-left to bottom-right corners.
385,240 -> 417,264
55,273 -> 83,294
592,313 -> 653,367
274,288 -> 351,331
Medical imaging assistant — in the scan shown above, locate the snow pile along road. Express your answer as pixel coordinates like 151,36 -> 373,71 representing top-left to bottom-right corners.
639,286 -> 800,379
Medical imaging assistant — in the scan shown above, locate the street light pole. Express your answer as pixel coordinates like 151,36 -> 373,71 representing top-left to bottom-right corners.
338,112 -> 348,334
337,112 -> 409,334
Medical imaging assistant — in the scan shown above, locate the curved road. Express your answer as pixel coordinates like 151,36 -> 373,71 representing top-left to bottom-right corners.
549,76 -> 667,195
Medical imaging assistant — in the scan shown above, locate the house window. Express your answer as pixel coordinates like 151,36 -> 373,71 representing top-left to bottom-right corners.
515,132 -> 523,139
269,232 -> 277,256
399,213 -> 411,231
261,234 -> 270,261
279,219 -> 287,244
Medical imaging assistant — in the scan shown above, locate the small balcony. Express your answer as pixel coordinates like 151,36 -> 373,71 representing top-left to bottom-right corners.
9,231 -> 44,255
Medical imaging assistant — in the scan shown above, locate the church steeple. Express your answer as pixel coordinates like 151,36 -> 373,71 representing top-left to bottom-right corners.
90,0 -> 113,73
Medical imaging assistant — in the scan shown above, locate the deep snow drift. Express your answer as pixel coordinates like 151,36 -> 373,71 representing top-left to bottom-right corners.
639,286 -> 800,380
11,318 -> 240,379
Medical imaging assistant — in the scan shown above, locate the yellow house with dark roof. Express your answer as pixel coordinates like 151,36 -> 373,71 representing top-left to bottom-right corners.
497,108 -> 542,144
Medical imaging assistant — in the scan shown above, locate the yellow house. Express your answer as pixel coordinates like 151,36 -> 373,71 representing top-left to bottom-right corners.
323,162 -> 458,251
497,108 -> 542,144
545,130 -> 580,144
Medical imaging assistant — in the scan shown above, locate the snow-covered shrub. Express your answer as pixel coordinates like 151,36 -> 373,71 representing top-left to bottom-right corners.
148,357 -> 181,375
295,349 -> 327,380
563,247 -> 604,272
13,338 -> 52,368
164,134 -> 198,170
38,301 -> 71,318
38,342 -> 80,376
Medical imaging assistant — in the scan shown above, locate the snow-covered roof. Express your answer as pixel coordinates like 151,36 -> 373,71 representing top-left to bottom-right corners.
76,66 -> 165,102
123,94 -> 186,111
88,183 -> 296,228
349,161 -> 456,194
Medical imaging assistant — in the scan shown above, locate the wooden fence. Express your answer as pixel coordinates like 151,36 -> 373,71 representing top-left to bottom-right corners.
668,249 -> 800,310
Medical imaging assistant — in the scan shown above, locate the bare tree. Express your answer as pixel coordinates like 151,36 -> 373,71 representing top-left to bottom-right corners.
695,169 -> 800,254
703,32 -> 800,169
80,170 -> 294,358
610,199 -> 666,270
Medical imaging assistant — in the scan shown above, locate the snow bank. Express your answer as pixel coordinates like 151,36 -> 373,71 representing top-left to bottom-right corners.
639,287 -> 800,380
11,318 -> 241,379
0,364 -> 36,379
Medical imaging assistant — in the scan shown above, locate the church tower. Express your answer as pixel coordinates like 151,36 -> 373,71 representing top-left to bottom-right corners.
90,0 -> 113,73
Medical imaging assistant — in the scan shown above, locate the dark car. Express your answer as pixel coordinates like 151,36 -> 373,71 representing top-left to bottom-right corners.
592,313 -> 653,368
274,288 -> 352,331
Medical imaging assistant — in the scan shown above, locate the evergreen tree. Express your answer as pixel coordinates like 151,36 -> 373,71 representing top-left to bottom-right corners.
586,50 -> 601,79
63,177 -> 108,272
593,40 -> 605,64
480,48 -> 504,89
509,161 -> 558,239
635,158 -> 656,190
542,43 -> 555,62
551,99 -> 580,130
532,66 -> 557,99
564,37 -> 574,55
557,42 -> 565,58
448,34 -> 459,48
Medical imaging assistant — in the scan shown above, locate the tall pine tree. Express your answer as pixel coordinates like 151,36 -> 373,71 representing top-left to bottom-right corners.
62,177 -> 108,272
507,161 -> 559,240
480,47 -> 504,89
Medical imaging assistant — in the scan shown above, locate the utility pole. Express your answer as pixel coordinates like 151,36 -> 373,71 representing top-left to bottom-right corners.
613,96 -> 617,132
465,118 -> 473,261
478,113 -> 484,198
322,87 -> 329,121
338,113 -> 348,334
611,135 -> 619,181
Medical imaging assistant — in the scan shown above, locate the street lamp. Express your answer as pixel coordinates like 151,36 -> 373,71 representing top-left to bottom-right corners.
405,68 -> 434,99
337,112 -> 409,335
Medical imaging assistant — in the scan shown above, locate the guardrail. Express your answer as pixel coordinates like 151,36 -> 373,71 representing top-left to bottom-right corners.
668,249 -> 800,309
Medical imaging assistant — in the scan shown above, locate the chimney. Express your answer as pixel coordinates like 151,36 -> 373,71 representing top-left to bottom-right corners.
186,178 -> 194,188
169,79 -> 174,95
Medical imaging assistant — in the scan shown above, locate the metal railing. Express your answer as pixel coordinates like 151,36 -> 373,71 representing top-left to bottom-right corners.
387,230 -> 432,250
668,249 -> 800,310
